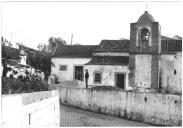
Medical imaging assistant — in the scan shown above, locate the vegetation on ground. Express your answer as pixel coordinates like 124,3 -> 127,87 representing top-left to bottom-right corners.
2,77 -> 48,94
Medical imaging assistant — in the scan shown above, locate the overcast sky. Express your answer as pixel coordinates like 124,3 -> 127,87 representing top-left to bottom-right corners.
2,0 -> 183,49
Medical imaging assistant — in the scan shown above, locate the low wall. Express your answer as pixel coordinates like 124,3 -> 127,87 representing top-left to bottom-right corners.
58,87 -> 182,126
2,90 -> 60,127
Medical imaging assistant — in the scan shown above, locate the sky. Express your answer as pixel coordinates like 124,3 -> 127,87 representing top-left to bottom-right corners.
2,0 -> 183,49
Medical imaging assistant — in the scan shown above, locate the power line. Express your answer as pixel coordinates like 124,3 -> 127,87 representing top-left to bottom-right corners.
2,31 -> 47,49
2,31 -> 41,43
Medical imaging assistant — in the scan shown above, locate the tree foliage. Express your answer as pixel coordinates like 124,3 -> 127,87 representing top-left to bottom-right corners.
37,43 -> 47,51
26,49 -> 52,79
1,36 -> 13,47
48,37 -> 66,53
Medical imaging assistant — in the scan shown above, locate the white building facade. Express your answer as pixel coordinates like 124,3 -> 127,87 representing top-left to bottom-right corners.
51,11 -> 182,93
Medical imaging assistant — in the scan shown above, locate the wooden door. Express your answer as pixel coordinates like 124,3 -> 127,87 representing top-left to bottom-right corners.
74,66 -> 83,81
116,74 -> 125,89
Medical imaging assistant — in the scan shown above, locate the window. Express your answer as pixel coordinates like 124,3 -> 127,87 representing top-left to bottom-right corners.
174,69 -> 177,75
94,72 -> 102,84
60,65 -> 67,71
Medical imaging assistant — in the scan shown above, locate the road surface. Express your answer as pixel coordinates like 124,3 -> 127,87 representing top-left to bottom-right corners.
60,104 -> 152,127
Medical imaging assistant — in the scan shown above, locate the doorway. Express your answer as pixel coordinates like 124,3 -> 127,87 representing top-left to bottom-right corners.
74,66 -> 83,81
115,73 -> 125,89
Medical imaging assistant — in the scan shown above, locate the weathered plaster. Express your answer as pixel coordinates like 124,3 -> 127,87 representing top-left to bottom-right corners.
58,87 -> 182,126
84,65 -> 131,90
135,55 -> 152,88
160,53 -> 182,94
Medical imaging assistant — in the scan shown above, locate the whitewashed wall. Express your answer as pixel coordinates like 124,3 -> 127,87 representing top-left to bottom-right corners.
135,55 -> 152,88
173,53 -> 182,93
58,87 -> 182,126
93,52 -> 129,56
85,65 -> 131,90
160,53 -> 182,94
2,90 -> 60,127
51,58 -> 91,82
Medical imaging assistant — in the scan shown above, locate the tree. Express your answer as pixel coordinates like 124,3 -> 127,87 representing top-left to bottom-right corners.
48,37 -> 66,53
16,42 -> 24,48
1,36 -> 4,42
1,36 -> 13,47
37,43 -> 47,51
25,49 -> 52,79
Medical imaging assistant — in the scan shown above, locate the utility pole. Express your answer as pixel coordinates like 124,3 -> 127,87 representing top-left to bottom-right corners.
9,32 -> 13,47
10,32 -> 12,42
146,3 -> 148,11
71,34 -> 73,45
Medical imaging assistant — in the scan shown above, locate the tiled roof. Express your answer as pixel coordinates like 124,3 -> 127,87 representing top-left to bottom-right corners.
53,44 -> 98,58
161,40 -> 182,53
94,40 -> 130,52
53,37 -> 182,58
85,56 -> 129,65
161,35 -> 176,40
2,45 -> 20,60
173,35 -> 182,40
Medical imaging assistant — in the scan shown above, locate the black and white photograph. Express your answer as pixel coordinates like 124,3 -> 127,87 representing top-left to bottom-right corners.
1,0 -> 182,127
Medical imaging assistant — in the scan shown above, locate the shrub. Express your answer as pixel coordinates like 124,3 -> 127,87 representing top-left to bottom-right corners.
2,77 -> 48,94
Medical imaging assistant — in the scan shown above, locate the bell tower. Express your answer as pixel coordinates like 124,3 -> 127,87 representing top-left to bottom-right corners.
129,11 -> 161,90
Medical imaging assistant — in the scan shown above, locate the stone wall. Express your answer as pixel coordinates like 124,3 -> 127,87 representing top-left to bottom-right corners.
58,86 -> 182,126
2,90 -> 60,127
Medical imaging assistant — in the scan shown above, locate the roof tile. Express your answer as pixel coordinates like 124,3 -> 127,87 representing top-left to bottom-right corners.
53,44 -> 98,58
161,40 -> 182,53
85,56 -> 129,65
95,40 -> 130,52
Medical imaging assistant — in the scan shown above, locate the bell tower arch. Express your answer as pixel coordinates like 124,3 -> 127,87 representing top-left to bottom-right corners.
138,27 -> 151,46
129,11 -> 161,90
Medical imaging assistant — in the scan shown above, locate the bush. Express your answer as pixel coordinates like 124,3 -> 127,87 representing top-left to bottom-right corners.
2,77 -> 48,94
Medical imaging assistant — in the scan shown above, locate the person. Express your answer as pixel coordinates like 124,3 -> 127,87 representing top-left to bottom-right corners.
85,69 -> 89,88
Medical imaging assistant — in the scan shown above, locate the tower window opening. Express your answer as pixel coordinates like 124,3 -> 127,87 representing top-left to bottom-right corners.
140,28 -> 149,46
174,69 -> 177,75
141,28 -> 149,41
